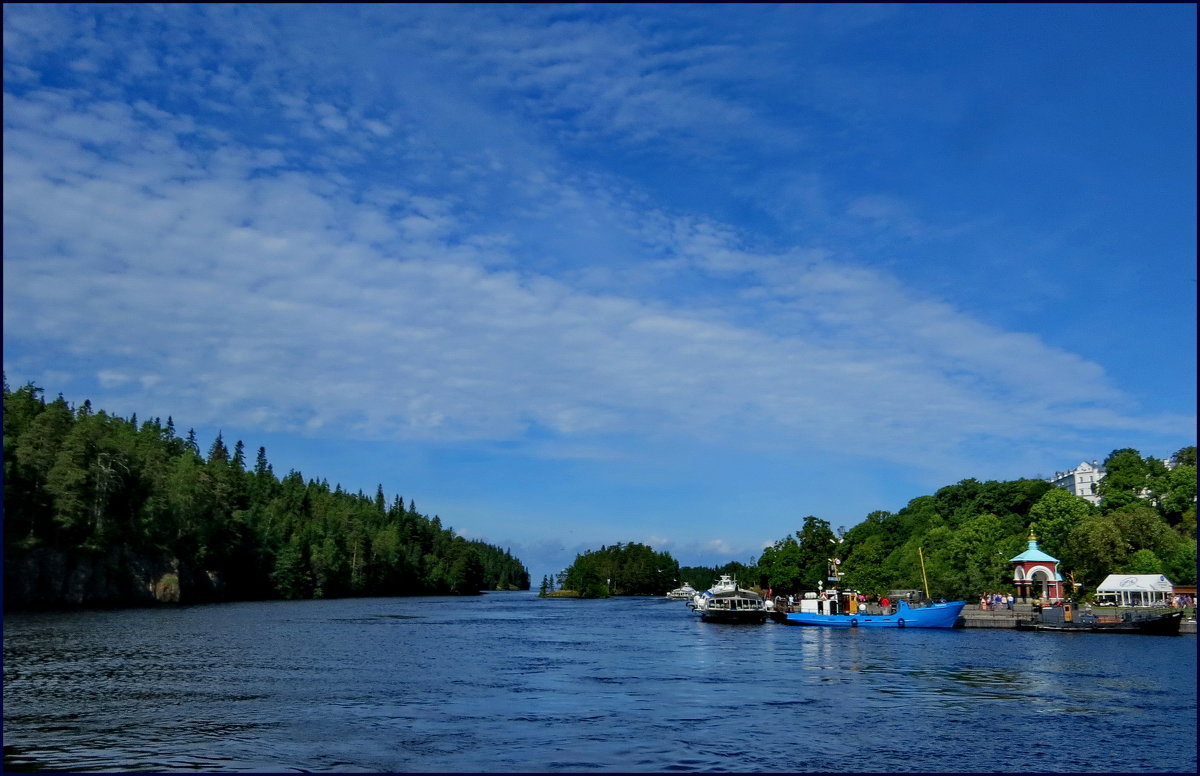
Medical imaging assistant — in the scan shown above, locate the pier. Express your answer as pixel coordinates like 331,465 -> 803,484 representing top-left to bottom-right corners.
768,598 -> 1196,633
956,603 -> 1197,633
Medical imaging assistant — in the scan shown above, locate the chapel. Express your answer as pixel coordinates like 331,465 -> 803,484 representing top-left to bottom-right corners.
1010,532 -> 1064,602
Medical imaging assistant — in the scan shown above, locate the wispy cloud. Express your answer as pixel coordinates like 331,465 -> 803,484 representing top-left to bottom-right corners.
4,5 -> 1194,563
4,72 -> 1165,474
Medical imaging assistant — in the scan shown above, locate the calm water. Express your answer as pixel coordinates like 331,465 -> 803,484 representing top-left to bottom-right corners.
3,592 -> 1196,773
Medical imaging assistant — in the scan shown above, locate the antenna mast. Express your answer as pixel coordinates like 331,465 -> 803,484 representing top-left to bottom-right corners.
919,546 -> 931,600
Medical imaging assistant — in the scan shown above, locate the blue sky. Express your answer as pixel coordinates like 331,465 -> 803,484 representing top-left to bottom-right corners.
4,4 -> 1195,582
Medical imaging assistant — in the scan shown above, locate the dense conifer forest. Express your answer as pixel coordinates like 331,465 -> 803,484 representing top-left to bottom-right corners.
3,380 -> 529,608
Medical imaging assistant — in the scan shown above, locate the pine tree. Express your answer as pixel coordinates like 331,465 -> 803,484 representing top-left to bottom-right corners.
254,446 -> 272,477
207,432 -> 229,464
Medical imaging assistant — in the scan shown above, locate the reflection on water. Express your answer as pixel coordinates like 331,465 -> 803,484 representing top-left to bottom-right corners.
4,594 -> 1196,773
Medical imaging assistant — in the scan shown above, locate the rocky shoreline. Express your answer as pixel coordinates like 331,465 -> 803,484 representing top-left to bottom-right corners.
3,546 -> 230,610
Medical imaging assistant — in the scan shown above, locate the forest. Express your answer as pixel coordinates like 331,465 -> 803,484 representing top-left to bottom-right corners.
3,380 -> 529,608
6,376 -> 1193,607
831,449 -> 1196,600
552,448 -> 1196,601
543,542 -> 680,598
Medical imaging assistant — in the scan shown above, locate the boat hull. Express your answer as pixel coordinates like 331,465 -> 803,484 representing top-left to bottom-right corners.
1015,610 -> 1182,635
782,600 -> 965,629
698,609 -> 768,624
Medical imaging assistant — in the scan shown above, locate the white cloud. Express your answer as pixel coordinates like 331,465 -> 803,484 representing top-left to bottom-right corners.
3,3 -> 1191,520
3,74 -> 1163,479
705,539 -> 737,556
97,370 -> 131,389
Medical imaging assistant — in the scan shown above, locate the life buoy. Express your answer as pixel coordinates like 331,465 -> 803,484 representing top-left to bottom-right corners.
897,618 -> 906,628
850,618 -> 858,627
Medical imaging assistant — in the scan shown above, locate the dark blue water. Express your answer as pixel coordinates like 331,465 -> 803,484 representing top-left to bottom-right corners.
4,592 -> 1196,772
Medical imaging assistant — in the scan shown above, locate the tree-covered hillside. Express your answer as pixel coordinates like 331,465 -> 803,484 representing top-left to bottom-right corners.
582,452 -> 1195,603
3,380 -> 529,608
759,456 -> 1195,600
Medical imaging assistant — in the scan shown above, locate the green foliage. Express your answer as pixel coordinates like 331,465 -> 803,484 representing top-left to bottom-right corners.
794,516 -> 838,588
3,379 -> 530,606
1162,541 -> 1197,585
1028,488 -> 1095,559
938,513 -> 1018,597
758,535 -> 803,591
837,533 -> 890,595
679,566 -> 716,591
757,516 -> 838,593
715,560 -> 759,586
834,470 -> 1189,600
1155,464 -> 1197,526
1170,446 -> 1197,468
1064,513 -> 1127,584
1123,548 -> 1163,575
561,542 -> 679,597
1097,448 -> 1155,513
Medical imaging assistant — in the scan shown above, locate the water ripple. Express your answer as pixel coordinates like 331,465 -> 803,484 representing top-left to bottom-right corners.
4,595 -> 1195,773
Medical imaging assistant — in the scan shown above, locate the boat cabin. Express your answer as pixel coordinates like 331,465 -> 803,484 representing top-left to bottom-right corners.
796,590 -> 845,615
704,593 -> 764,612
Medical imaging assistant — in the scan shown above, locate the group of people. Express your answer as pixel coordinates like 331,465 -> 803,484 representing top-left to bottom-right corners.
776,590 -> 895,614
979,592 -> 1015,611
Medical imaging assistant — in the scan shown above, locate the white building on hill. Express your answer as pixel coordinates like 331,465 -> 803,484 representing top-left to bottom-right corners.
1048,460 -> 1104,505
1046,455 -> 1180,507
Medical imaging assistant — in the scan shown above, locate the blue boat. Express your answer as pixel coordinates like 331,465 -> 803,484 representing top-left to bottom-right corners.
780,598 -> 965,629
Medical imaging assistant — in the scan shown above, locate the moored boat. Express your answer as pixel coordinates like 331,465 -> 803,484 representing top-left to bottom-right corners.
687,575 -> 767,623
666,582 -> 698,600
776,546 -> 964,629
780,597 -> 965,629
1015,603 -> 1183,635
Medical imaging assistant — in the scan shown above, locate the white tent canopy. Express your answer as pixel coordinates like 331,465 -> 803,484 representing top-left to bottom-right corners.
1094,574 -> 1175,606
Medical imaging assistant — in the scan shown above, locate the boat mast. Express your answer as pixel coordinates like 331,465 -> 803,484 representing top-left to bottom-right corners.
919,546 -> 930,600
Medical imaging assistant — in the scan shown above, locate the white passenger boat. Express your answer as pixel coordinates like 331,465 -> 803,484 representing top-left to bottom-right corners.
687,575 -> 767,623
666,583 -> 698,600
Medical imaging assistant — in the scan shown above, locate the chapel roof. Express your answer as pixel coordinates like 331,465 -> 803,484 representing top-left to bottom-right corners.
1009,534 -> 1059,564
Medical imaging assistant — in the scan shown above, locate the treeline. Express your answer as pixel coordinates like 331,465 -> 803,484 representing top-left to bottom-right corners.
754,448 -> 1196,600
677,562 -> 757,593
547,556 -> 760,599
552,447 -> 1196,603
547,542 -> 679,598
3,380 -> 529,608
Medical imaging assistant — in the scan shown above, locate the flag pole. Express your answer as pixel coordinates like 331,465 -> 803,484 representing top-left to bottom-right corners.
919,546 -> 930,601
